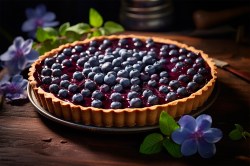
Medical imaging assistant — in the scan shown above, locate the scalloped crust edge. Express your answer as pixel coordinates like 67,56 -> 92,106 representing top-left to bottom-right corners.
28,35 -> 217,127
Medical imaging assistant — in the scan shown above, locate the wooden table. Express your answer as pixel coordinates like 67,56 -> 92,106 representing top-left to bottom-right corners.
0,33 -> 250,166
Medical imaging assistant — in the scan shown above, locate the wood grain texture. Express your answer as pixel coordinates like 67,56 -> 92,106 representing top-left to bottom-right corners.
0,33 -> 250,166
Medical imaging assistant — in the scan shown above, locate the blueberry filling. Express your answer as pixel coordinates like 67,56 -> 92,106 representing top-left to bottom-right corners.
34,37 -> 212,109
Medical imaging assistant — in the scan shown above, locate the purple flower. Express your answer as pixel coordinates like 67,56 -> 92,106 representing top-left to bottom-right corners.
0,75 -> 28,102
0,36 -> 39,76
21,4 -> 59,38
171,114 -> 222,158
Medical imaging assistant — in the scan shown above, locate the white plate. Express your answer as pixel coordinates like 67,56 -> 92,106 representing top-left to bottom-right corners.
27,83 -> 219,134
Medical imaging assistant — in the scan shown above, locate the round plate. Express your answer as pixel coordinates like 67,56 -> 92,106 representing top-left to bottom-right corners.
27,83 -> 219,134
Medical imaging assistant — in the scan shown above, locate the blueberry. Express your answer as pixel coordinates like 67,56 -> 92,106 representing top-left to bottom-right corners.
118,38 -> 128,46
131,84 -> 141,92
44,57 -> 55,67
41,68 -> 52,76
51,63 -> 62,70
63,48 -> 72,56
87,72 -> 96,79
84,62 -> 91,69
112,57 -> 122,67
127,57 -> 137,65
134,41 -> 143,47
91,99 -> 102,108
159,77 -> 168,84
84,80 -> 96,91
153,61 -> 163,71
168,49 -> 178,56
148,79 -> 157,87
160,71 -> 168,78
90,40 -> 98,47
143,55 -> 154,65
117,69 -> 129,78
103,73 -> 116,86
170,57 -> 179,63
51,77 -> 60,84
92,90 -> 104,100
140,73 -> 150,81
160,45 -> 169,51
159,51 -> 167,57
124,65 -> 133,73
58,89 -> 68,98
146,42 -> 154,48
72,93 -> 84,103
132,53 -> 141,61
129,98 -> 142,108
146,38 -> 154,44
101,62 -> 113,73
88,57 -> 99,66
171,67 -> 178,73
103,39 -> 112,46
187,81 -> 199,92
169,80 -> 180,90
159,58 -> 167,65
113,84 -> 123,92
110,92 -> 122,101
133,63 -> 143,72
179,48 -> 188,54
145,65 -> 155,75
169,44 -> 178,49
119,78 -> 130,88
195,57 -> 205,64
177,87 -> 189,97
175,62 -> 185,69
49,84 -> 59,94
52,69 -> 62,77
77,57 -> 88,67
139,51 -> 147,57
73,71 -> 84,81
103,54 -> 114,63
60,80 -> 70,88
198,67 -> 208,75
178,74 -> 190,83
56,54 -> 67,63
129,69 -> 140,78
68,84 -> 78,93
81,89 -> 91,97
184,58 -> 193,65
79,52 -> 88,58
74,45 -> 83,52
187,68 -> 196,76
148,95 -> 159,105
92,66 -> 102,73
127,91 -> 139,100
159,85 -> 169,94
178,55 -> 186,61
62,59 -> 72,67
166,92 -> 178,102
193,74 -> 205,84
82,68 -> 92,77
94,73 -> 105,84
110,101 -> 122,109
71,54 -> 80,62
131,77 -> 140,85
87,46 -> 96,54
143,89 -> 153,99
100,84 -> 110,93
187,52 -> 198,59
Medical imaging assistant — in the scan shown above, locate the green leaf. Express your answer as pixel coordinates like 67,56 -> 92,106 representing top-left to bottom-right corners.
140,133 -> 164,154
229,129 -> 243,140
89,8 -> 103,27
36,27 -> 58,42
99,27 -> 108,36
104,21 -> 124,34
65,31 -> 82,42
66,23 -> 91,35
91,29 -> 102,37
159,111 -> 179,136
163,138 -> 182,158
234,124 -> 244,132
59,22 -> 70,36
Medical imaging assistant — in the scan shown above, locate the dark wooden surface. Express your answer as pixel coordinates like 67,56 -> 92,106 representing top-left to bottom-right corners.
0,33 -> 250,166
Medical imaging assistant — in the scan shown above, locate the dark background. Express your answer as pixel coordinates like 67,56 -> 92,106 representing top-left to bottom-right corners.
0,0 -> 249,54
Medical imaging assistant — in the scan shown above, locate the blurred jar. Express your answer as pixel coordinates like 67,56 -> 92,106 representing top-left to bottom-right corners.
120,0 -> 174,31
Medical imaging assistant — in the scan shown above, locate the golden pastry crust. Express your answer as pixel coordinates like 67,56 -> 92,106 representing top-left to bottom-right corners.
28,35 -> 217,127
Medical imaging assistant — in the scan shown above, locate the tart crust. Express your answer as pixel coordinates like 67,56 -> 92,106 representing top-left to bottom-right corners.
28,35 -> 217,127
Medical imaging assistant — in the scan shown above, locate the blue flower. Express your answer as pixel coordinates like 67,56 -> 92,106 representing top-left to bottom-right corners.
171,114 -> 222,158
0,36 -> 39,76
21,4 -> 59,38
0,75 -> 28,102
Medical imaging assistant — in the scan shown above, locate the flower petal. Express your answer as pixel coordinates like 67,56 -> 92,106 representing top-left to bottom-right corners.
4,61 -> 21,76
171,128 -> 191,144
22,19 -> 36,32
11,75 -> 22,83
196,114 -> 212,131
21,39 -> 33,55
181,139 -> 197,156
13,37 -> 24,49
197,139 -> 216,158
178,115 -> 196,132
35,4 -> 46,17
25,8 -> 35,19
17,57 -> 27,70
203,128 -> 223,143
42,12 -> 56,21
25,50 -> 39,62
0,46 -> 16,61
43,21 -> 59,27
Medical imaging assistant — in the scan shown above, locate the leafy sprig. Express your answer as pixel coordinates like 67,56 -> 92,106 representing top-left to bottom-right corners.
140,111 -> 182,158
33,8 -> 124,55
229,124 -> 250,140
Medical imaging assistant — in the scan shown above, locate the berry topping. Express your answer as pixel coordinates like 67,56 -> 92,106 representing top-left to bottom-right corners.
91,99 -> 102,108
72,93 -> 84,103
111,101 -> 122,109
148,95 -> 159,105
129,98 -> 142,108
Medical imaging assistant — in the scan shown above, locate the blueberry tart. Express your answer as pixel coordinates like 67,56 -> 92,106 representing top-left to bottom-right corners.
28,35 -> 217,127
